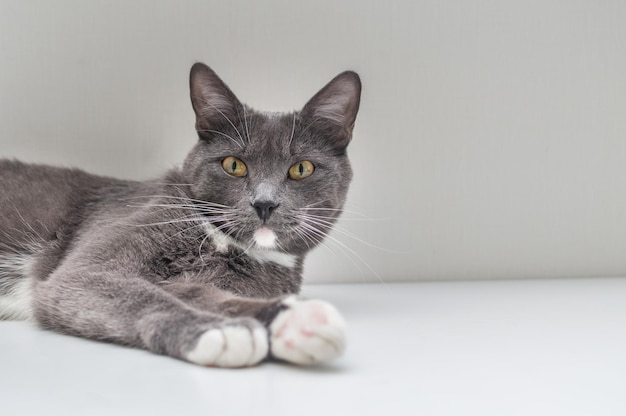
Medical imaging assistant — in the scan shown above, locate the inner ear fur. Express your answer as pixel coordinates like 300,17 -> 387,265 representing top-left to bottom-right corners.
301,71 -> 362,145
189,63 -> 243,132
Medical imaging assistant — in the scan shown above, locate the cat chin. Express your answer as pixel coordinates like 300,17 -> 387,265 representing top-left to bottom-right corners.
253,226 -> 277,249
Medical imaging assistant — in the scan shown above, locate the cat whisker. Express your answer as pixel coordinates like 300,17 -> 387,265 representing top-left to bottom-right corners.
197,219 -> 241,264
133,213 -> 238,229
295,212 -> 375,222
159,222 -> 209,244
292,224 -> 332,253
288,225 -> 315,249
127,203 -> 237,215
152,182 -> 194,187
231,239 -> 257,261
288,112 -> 297,149
296,222 -> 343,259
127,202 -> 232,211
163,214 -> 236,244
298,206 -> 355,212
212,220 -> 239,234
297,219 -> 386,284
291,118 -> 318,147
273,238 -> 288,253
300,200 -> 373,217
126,198 -> 239,219
197,232 -> 212,264
198,219 -> 237,266
298,207 -> 372,221
301,199 -> 333,209
132,218 -> 204,228
125,194 -> 234,209
242,106 -> 251,144
231,224 -> 248,245
297,214 -> 400,254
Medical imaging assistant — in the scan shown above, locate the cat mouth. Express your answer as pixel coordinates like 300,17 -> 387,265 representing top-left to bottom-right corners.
199,213 -> 279,250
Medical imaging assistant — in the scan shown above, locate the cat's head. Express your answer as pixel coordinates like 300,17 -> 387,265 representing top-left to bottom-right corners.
182,63 -> 361,255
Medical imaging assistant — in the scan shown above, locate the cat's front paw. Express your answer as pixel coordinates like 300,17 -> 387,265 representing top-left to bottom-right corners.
270,297 -> 346,365
185,318 -> 268,368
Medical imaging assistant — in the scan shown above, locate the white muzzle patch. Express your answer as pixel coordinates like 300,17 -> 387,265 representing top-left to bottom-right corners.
253,226 -> 277,249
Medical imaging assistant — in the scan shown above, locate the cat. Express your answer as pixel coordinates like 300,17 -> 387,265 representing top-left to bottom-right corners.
0,63 -> 361,367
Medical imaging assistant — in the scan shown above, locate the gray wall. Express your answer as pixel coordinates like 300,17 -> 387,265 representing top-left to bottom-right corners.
1,0 -> 625,283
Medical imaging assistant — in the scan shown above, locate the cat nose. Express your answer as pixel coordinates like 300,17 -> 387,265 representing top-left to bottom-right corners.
252,201 -> 279,222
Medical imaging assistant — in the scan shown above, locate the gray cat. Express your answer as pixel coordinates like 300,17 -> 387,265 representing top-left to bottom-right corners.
0,63 -> 361,367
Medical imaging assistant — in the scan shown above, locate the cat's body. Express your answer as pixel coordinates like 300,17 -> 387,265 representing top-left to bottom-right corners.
0,63 -> 361,367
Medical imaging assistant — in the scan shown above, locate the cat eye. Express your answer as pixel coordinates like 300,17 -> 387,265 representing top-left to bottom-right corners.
221,156 -> 247,177
288,161 -> 315,180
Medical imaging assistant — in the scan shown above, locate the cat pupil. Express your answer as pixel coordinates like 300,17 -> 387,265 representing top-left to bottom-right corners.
299,163 -> 304,175
231,161 -> 237,172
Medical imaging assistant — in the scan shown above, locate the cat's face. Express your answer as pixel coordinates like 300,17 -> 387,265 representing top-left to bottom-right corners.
182,63 -> 361,255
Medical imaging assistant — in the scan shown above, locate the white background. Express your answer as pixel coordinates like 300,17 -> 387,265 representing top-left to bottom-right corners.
1,0 -> 625,283
4,279 -> 626,416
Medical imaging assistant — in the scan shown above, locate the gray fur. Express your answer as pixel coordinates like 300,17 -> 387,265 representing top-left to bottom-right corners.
0,63 -> 361,364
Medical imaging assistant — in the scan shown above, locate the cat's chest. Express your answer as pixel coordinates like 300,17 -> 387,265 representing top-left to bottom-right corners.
142,236 -> 302,297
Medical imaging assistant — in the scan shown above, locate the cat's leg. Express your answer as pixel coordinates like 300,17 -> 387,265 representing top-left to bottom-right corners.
34,268 -> 269,368
161,282 -> 347,365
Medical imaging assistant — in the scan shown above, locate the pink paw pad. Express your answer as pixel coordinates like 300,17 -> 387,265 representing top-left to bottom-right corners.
270,298 -> 346,365
309,302 -> 329,325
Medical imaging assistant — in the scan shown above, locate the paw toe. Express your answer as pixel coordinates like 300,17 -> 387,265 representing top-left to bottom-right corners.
270,299 -> 346,365
186,321 -> 268,368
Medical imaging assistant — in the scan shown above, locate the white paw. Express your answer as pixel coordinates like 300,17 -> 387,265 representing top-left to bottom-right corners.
186,323 -> 269,368
270,297 -> 346,365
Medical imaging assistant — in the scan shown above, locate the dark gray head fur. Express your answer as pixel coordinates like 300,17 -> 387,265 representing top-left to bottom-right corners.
183,63 -> 361,256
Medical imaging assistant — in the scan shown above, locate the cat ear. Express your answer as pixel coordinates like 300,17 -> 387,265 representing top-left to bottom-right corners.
189,63 -> 242,132
301,71 -> 362,146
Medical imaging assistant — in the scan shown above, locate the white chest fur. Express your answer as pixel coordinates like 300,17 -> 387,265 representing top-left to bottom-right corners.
0,253 -> 34,321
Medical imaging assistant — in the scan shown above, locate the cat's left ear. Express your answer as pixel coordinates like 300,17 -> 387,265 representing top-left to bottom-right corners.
301,71 -> 362,147
189,63 -> 243,132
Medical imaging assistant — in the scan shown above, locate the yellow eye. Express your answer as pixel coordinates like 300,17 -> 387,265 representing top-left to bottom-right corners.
222,156 -> 247,177
288,160 -> 315,180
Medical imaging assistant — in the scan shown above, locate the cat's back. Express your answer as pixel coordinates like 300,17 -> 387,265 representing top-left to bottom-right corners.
0,160 -> 129,250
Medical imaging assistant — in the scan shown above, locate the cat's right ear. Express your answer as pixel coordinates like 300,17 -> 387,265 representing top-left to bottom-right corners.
190,63 -> 242,132
301,71 -> 362,148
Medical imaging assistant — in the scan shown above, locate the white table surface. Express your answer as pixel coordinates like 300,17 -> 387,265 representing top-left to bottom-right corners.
1,278 -> 625,416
